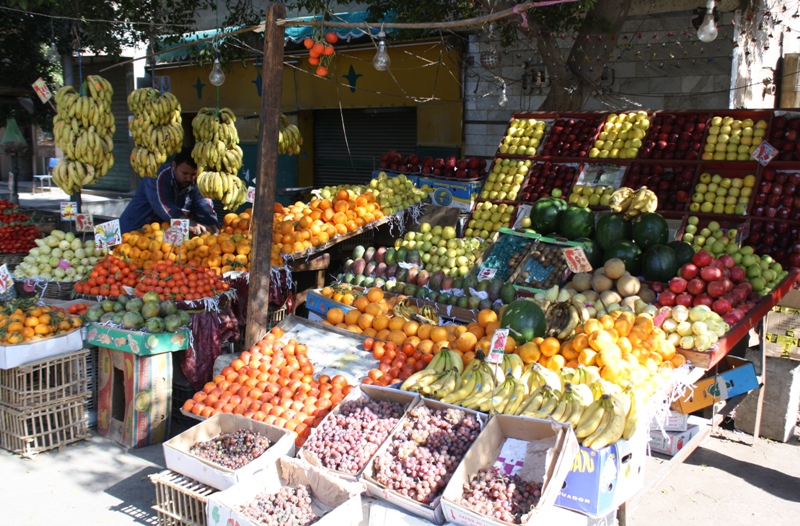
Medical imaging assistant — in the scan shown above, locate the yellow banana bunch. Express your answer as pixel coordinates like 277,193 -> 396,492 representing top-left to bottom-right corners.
51,76 -> 115,194
192,107 -> 247,210
608,186 -> 658,219
278,113 -> 303,155
128,88 -> 183,177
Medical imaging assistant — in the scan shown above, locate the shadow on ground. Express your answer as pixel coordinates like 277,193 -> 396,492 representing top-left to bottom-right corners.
105,466 -> 163,526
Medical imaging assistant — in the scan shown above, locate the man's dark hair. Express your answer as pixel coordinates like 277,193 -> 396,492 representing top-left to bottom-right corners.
174,147 -> 197,169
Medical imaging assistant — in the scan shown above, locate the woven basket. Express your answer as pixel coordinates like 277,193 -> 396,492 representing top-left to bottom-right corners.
13,279 -> 76,300
0,253 -> 26,272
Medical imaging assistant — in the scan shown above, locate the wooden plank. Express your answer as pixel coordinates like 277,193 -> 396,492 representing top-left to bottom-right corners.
245,2 -> 286,349
287,253 -> 331,272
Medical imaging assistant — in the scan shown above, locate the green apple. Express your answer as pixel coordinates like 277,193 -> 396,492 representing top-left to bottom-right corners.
700,202 -> 714,213
688,216 -> 700,226
683,233 -> 694,244
694,235 -> 706,246
685,224 -> 698,234
689,202 -> 701,212
552,188 -> 563,198
700,172 -> 712,184
743,175 -> 756,187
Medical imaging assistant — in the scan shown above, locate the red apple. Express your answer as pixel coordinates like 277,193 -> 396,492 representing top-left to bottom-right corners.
707,280 -> 727,298
659,290 -> 676,306
669,277 -> 688,294
712,298 -> 732,315
719,254 -> 735,269
650,282 -> 665,293
700,266 -> 723,282
676,293 -> 694,307
687,278 -> 706,295
692,251 -> 712,268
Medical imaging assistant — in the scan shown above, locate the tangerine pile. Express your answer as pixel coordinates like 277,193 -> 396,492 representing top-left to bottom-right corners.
183,325 -> 352,447
74,255 -> 140,296
0,300 -> 82,344
134,260 -> 230,301
272,189 -> 384,260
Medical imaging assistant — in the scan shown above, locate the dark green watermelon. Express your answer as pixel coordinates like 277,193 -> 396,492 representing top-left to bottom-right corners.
558,206 -> 595,240
530,197 -> 568,235
642,245 -> 679,282
575,237 -> 603,270
500,299 -> 546,345
632,213 -> 669,252
596,213 -> 633,251
668,241 -> 695,267
603,240 -> 643,276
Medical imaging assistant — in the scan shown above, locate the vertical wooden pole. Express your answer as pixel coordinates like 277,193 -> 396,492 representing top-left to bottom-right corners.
245,2 -> 285,348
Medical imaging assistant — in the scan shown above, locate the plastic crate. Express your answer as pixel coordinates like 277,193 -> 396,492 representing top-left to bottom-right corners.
0,396 -> 90,457
85,347 -> 98,427
0,349 -> 90,409
150,469 -> 218,526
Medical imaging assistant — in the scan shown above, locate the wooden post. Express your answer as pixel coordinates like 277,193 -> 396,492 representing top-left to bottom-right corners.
245,2 -> 285,348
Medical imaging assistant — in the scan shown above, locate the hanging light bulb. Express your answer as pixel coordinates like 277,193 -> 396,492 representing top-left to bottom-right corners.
373,30 -> 390,71
46,42 -> 60,64
697,0 -> 718,43
209,51 -> 226,86
498,82 -> 508,107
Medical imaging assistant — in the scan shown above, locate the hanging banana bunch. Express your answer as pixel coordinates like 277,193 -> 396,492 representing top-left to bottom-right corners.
192,107 -> 246,211
278,113 -> 303,155
51,75 -> 116,195
127,88 -> 184,177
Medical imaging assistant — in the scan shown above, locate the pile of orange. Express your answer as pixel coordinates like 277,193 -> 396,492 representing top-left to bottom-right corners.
74,255 -> 140,296
0,302 -> 82,344
183,325 -> 352,447
318,283 -> 357,306
134,259 -> 230,301
272,189 -> 384,258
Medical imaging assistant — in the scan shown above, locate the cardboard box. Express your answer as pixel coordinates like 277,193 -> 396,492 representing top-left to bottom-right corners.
163,413 -> 297,490
419,177 -> 482,211
555,427 -> 648,518
96,347 -> 172,448
440,415 -> 579,526
206,456 -> 363,526
649,410 -> 690,432
298,384 -> 419,482
85,324 -> 190,356
671,356 -> 760,414
362,399 -> 488,524
763,306 -> 800,361
649,425 -> 701,456
305,289 -> 356,323
0,329 -> 84,370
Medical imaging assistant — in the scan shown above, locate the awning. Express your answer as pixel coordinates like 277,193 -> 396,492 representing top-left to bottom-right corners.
155,11 -> 395,64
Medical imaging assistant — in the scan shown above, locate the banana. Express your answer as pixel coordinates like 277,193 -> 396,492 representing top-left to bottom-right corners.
502,353 -> 524,380
488,377 -> 515,414
503,378 -> 528,415
516,385 -> 546,415
575,396 -> 609,439
459,369 -> 495,408
399,368 -> 440,392
622,388 -> 640,440
441,372 -> 479,405
527,388 -> 560,418
587,395 -> 627,450
581,397 -> 615,448
430,369 -> 460,399
565,395 -> 585,428
550,391 -> 571,422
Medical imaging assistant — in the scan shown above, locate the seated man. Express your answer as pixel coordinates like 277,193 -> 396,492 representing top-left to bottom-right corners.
119,147 -> 220,235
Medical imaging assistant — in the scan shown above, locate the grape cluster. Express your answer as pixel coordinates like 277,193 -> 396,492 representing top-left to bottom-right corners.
373,406 -> 481,505
303,399 -> 405,474
239,485 -> 317,526
459,467 -> 542,524
189,429 -> 271,470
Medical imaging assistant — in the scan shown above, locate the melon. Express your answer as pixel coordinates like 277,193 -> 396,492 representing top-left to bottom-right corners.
500,299 -> 546,345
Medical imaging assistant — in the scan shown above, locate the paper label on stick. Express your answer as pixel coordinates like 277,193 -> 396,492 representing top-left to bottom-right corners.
75,213 -> 94,232
246,186 -> 255,203
60,202 -> 76,221
32,78 -> 52,103
562,246 -> 593,272
477,267 -> 497,280
0,264 -> 11,294
751,141 -> 779,166
164,227 -> 183,246
170,219 -> 189,238
95,220 -> 121,249
487,328 -> 509,364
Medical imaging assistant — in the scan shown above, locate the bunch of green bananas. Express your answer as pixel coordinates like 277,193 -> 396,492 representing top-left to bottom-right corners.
51,75 -> 115,194
192,107 -> 246,211
128,88 -> 184,177
279,113 -> 303,155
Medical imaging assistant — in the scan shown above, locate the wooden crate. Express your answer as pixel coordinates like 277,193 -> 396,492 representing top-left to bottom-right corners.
150,470 -> 218,526
0,396 -> 90,457
0,349 -> 90,409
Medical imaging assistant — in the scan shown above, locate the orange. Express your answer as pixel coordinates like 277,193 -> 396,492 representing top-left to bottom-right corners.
376,329 -> 391,341
417,339 -> 435,354
539,337 -> 561,357
365,302 -> 383,317
560,340 -> 579,361
467,325 -> 485,340
670,354 -> 686,368
417,324 -> 433,340
388,317 -> 406,332
327,308 -> 345,325
430,327 -> 449,343
614,319 -> 632,338
504,336 -> 517,353
578,348 -> 598,366
372,314 -> 390,331
357,313 -> 375,330
583,319 -> 602,335
403,321 -> 420,337
516,342 -> 541,364
344,309 -> 361,326
477,309 -> 498,328
341,294 -> 355,306
617,336 -> 633,355
354,295 -> 370,313
363,328 -> 378,338
367,287 -> 384,303
388,330 -> 407,346
572,333 -> 589,352
456,332 -> 478,353
544,354 -> 566,373
597,344 -> 622,368
588,330 -> 614,352
433,340 -> 451,354
485,320 -> 501,337
403,336 -> 421,349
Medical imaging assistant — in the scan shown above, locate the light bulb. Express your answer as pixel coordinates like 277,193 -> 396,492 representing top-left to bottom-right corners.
209,57 -> 226,86
697,1 -> 718,43
46,43 -> 60,64
498,85 -> 508,107
373,31 -> 390,71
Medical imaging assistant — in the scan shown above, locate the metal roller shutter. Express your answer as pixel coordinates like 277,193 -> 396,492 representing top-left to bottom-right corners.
313,108 -> 417,188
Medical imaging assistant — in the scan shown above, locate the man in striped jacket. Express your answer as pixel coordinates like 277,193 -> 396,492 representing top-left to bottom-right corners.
119,147 -> 219,235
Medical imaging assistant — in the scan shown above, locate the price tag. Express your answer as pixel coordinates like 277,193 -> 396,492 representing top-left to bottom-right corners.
561,246 -> 593,273
170,219 -> 190,238
735,220 -> 750,246
75,213 -> 94,232
751,141 -> 779,166
95,220 -> 121,249
246,186 -> 256,203
478,267 -> 497,280
164,227 -> 184,246
486,328 -> 509,365
512,204 -> 532,229
0,264 -> 11,294
60,202 -> 76,221
32,78 -> 52,103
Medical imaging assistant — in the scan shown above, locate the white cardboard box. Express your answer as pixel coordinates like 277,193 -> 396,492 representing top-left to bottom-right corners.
206,456 -> 363,526
298,384 -> 419,482
649,424 -> 701,456
163,413 -> 296,490
440,415 -> 579,526
0,328 -> 83,369
649,410 -> 690,432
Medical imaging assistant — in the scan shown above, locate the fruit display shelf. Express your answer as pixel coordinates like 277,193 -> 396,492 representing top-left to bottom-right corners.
620,162 -> 700,213
766,110 -> 800,166
699,109 -> 774,163
473,231 -> 536,282
508,236 -> 578,293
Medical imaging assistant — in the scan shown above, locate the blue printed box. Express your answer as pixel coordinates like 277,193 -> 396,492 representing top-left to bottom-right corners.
419,177 -> 482,211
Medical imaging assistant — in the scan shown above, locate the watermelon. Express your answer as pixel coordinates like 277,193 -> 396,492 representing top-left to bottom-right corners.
575,237 -> 603,269
531,197 -> 568,235
632,213 -> 669,252
642,244 -> 679,282
603,240 -> 643,276
500,299 -> 546,345
668,240 -> 695,267
596,213 -> 632,250
558,206 -> 595,240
